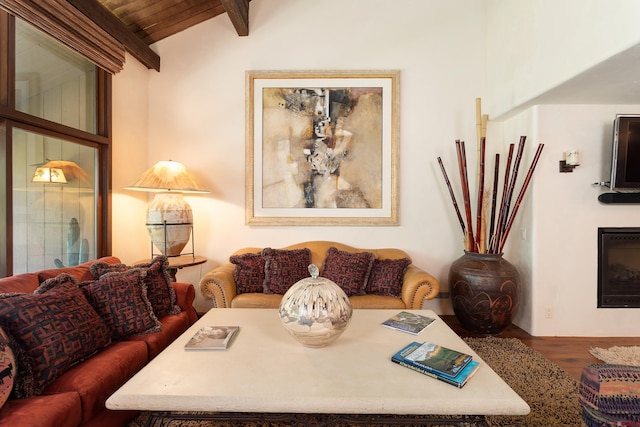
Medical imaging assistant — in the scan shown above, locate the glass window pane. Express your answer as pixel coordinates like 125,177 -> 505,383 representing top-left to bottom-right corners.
14,18 -> 96,133
12,128 -> 97,273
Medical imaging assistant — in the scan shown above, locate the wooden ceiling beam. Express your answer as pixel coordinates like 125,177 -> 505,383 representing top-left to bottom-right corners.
67,0 -> 160,71
220,0 -> 249,36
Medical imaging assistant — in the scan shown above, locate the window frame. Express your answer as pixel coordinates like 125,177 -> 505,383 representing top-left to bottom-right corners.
0,9 -> 111,276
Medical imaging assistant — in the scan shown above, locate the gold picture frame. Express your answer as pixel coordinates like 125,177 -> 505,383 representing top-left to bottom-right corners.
246,70 -> 399,226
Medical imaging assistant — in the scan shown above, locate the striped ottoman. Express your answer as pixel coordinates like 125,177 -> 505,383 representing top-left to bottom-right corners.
579,364 -> 640,426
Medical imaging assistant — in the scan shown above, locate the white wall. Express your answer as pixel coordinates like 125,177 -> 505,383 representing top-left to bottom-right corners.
486,0 -> 640,118
111,0 -> 640,336
525,105 -> 640,336
111,53 -> 152,262
132,0 -> 488,314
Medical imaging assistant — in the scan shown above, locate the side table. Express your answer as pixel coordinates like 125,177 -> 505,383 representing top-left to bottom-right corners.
136,255 -> 207,282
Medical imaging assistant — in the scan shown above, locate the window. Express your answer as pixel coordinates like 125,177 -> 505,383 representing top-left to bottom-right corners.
0,11 -> 111,276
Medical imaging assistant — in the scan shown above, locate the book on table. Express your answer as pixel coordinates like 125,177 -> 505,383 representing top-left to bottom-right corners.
184,326 -> 240,350
391,341 -> 479,388
381,311 -> 436,335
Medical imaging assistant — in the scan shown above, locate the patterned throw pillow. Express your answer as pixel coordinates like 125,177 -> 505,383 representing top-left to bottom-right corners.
262,248 -> 311,294
91,256 -> 180,318
81,269 -> 161,340
321,247 -> 375,296
0,274 -> 111,397
0,328 -> 16,407
366,258 -> 411,298
230,253 -> 265,294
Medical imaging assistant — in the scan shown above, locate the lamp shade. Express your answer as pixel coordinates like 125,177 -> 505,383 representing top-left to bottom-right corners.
124,160 -> 208,193
32,166 -> 67,183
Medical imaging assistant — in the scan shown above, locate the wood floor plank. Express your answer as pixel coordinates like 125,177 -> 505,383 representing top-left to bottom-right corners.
441,315 -> 640,381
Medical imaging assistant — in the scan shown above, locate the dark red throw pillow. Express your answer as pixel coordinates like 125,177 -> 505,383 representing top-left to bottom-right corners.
81,269 -> 161,340
0,274 -> 111,397
90,256 -> 179,318
262,248 -> 311,294
230,253 -> 265,294
366,258 -> 411,298
321,247 -> 375,296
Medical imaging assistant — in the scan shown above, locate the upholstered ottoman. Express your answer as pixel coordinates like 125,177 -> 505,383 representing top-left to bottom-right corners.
579,364 -> 640,426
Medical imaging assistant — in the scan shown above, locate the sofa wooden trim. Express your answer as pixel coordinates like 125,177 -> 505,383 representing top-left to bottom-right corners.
200,241 -> 439,310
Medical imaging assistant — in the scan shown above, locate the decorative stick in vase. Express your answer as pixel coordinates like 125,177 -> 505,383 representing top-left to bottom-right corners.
491,144 -> 514,254
437,157 -> 466,235
456,140 -> 476,252
499,143 -> 545,253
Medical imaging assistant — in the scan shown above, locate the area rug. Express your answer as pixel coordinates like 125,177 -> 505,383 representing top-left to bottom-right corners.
590,345 -> 640,366
128,337 -> 581,427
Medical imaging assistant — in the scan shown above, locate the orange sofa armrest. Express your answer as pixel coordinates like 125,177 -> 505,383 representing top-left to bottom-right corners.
401,265 -> 440,309
199,263 -> 237,308
172,281 -> 198,324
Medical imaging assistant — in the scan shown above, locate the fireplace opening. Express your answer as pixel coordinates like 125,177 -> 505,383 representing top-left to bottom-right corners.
598,227 -> 640,308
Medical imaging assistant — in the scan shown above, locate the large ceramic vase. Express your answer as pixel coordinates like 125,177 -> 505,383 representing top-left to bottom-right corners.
449,252 -> 520,335
279,265 -> 353,348
146,193 -> 192,256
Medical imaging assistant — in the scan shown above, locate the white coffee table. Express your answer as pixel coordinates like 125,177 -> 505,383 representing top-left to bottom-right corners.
107,309 -> 529,422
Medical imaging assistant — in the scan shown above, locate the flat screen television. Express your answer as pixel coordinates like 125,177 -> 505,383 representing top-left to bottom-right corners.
610,114 -> 640,192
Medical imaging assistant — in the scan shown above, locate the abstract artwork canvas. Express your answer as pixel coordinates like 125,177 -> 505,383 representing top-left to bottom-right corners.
246,70 -> 399,226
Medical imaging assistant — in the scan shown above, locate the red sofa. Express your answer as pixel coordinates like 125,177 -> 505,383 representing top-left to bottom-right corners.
0,257 -> 198,427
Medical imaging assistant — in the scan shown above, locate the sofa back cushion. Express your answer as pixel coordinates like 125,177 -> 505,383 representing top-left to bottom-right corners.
90,256 -> 180,318
366,258 -> 412,298
321,247 -> 374,296
262,248 -> 311,294
0,274 -> 111,397
37,256 -> 122,284
81,269 -> 161,340
230,253 -> 266,294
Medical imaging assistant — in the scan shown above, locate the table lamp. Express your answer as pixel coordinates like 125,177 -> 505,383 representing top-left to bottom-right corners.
125,160 -> 208,257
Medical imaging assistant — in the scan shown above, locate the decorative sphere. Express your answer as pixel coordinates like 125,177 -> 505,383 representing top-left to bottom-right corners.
279,265 -> 353,348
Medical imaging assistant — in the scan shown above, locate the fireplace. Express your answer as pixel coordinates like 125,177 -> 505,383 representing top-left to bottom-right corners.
598,227 -> 640,308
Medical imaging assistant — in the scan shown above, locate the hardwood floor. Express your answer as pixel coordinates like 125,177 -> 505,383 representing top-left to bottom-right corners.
441,315 -> 640,382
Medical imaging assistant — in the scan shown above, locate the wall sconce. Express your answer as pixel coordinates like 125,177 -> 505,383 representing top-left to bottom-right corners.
559,150 -> 580,173
125,160 -> 209,257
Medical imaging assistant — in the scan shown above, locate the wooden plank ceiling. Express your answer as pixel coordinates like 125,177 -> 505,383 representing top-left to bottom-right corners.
67,0 -> 249,71
98,0 -> 249,45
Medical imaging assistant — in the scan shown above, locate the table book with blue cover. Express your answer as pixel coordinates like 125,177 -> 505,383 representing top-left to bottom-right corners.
392,341 -> 474,376
391,341 -> 480,388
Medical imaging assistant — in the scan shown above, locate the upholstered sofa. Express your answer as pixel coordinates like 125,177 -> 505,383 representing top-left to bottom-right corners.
200,241 -> 439,309
0,256 -> 198,427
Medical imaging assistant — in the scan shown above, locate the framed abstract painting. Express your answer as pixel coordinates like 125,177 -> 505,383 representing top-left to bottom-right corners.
245,70 -> 399,226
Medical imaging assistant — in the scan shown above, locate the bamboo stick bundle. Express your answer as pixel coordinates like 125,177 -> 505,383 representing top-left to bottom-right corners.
456,140 -> 476,252
495,137 -> 526,253
488,153 -> 500,251
498,143 -> 545,253
437,156 -> 466,234
475,137 -> 486,252
490,144 -> 514,253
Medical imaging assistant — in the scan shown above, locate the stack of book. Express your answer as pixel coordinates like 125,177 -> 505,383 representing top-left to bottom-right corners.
391,341 -> 479,388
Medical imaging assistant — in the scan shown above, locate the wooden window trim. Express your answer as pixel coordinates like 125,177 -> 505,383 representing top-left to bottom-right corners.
0,0 -> 125,73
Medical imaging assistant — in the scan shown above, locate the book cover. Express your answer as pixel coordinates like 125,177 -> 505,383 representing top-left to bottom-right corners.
393,350 -> 480,388
184,326 -> 240,350
381,311 -> 436,335
393,341 -> 473,377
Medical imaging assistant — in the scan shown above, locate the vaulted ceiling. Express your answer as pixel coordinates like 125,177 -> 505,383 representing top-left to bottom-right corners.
98,0 -> 249,45
65,0 -> 250,71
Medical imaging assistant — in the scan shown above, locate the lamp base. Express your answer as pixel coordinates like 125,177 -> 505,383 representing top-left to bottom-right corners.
146,193 -> 193,257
